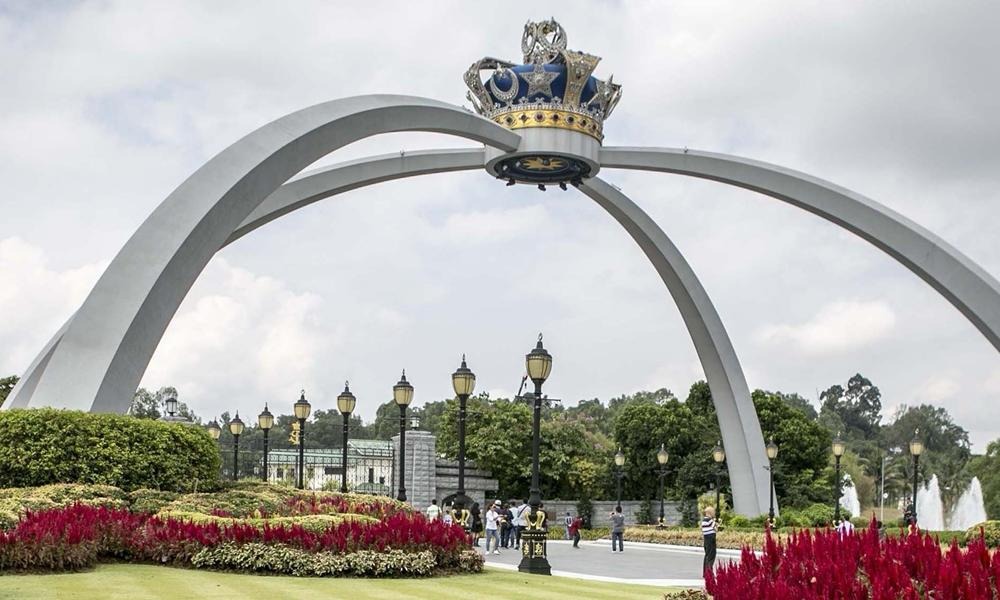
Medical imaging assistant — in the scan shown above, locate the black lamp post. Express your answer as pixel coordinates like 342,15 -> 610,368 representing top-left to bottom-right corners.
164,389 -> 178,418
293,390 -> 311,490
766,438 -> 779,523
712,441 -> 726,517
656,444 -> 669,527
206,419 -> 221,442
518,333 -> 553,576
258,405 -> 273,483
832,433 -> 846,521
614,448 -> 626,511
909,429 -> 924,527
229,412 -> 245,481
393,370 -> 414,502
337,382 -> 357,494
451,355 -> 476,511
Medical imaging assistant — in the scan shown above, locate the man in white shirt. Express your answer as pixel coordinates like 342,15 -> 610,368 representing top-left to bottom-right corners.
485,500 -> 502,554
425,499 -> 441,521
511,499 -> 528,549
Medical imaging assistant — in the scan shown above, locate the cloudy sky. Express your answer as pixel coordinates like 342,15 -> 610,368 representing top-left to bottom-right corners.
2,2 -> 998,449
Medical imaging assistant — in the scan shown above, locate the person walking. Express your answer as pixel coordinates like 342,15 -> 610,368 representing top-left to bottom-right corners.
610,506 -> 625,552
485,500 -> 502,554
425,499 -> 440,521
500,502 -> 514,548
512,499 -> 528,549
442,502 -> 453,526
563,511 -> 573,539
569,513 -> 584,548
470,503 -> 483,547
702,506 -> 718,574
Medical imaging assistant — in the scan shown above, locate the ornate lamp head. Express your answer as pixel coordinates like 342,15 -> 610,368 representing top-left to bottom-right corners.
465,18 -> 622,187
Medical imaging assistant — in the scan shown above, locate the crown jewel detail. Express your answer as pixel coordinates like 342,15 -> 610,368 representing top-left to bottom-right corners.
464,19 -> 622,141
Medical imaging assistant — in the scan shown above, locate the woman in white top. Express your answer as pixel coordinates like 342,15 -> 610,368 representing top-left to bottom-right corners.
701,506 -> 717,573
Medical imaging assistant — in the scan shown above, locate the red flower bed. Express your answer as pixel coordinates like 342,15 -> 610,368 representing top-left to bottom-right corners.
706,523 -> 1000,599
0,503 -> 468,572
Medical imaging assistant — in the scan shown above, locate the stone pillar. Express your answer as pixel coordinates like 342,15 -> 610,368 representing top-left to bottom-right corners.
392,429 -> 436,512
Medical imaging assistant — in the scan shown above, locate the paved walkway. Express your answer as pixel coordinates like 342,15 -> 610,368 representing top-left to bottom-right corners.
481,539 -> 740,588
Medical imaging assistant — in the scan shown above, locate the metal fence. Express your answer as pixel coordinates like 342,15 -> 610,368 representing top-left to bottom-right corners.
218,442 -> 394,495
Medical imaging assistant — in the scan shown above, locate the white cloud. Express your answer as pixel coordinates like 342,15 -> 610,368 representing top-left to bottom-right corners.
141,258 -> 328,413
756,300 -> 897,355
0,237 -> 106,374
916,376 -> 962,404
441,205 -> 551,244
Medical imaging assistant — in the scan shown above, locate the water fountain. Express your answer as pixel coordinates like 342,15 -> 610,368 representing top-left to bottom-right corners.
917,474 -> 946,531
947,477 -> 987,530
840,474 -> 861,519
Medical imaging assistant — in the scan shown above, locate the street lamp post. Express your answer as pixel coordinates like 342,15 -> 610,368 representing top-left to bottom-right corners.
206,420 -> 221,442
766,438 -> 779,523
393,371 -> 414,502
257,405 -> 273,483
712,442 -> 726,517
293,391 -> 311,490
656,444 -> 669,527
909,429 -> 924,527
832,433 -> 846,522
164,389 -> 178,418
614,448 -> 626,512
229,412 -> 245,481
518,333 -> 553,576
451,355 -> 476,511
337,382 -> 357,494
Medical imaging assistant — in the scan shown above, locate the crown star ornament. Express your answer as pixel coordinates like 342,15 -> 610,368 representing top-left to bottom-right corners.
465,18 -> 622,142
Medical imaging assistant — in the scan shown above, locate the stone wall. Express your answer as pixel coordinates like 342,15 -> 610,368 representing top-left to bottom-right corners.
392,431 -> 498,512
541,500 -> 684,527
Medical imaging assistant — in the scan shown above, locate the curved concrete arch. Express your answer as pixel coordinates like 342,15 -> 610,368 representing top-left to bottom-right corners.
18,95 -> 521,413
578,178 -> 770,515
601,147 -> 1000,354
6,147 -> 772,514
4,148 -> 490,410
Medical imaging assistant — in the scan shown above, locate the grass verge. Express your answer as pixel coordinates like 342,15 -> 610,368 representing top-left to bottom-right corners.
0,562 -> 680,600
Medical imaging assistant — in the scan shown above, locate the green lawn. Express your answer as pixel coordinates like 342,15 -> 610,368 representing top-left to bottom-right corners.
0,563 -> 678,599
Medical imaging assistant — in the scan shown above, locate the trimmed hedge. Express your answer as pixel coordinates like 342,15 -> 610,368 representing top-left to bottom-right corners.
967,521 -> 999,547
191,544 -> 443,577
0,409 -> 220,491
546,526 -> 610,541
0,483 -> 128,528
157,511 -> 378,531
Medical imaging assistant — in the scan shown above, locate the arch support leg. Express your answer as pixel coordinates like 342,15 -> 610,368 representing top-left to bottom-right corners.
579,178 -> 771,516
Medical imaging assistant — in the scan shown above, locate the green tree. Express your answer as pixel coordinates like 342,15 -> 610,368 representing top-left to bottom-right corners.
818,374 -> 882,440
882,403 -> 971,508
968,440 -> 1000,519
0,375 -> 19,405
752,390 -> 833,508
614,398 -> 708,503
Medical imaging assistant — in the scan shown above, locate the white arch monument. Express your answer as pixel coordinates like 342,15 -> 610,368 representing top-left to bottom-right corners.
6,21 -> 1000,518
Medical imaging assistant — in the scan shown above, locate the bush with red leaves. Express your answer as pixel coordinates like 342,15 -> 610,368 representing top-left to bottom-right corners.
706,522 -> 1000,600
0,503 -> 470,574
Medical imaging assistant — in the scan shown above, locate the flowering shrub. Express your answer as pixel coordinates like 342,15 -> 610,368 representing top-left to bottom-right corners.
0,483 -> 129,528
625,525 -> 778,549
0,503 -> 471,577
706,523 -> 1000,599
282,493 -> 409,520
191,544 -> 440,577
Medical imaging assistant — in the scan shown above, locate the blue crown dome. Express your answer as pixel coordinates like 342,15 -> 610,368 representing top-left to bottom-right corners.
484,64 -> 600,107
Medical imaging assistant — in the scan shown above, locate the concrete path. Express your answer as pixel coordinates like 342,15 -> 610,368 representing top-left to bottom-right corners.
481,539 -> 740,588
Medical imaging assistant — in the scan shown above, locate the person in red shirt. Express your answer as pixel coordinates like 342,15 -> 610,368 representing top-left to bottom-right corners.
568,514 -> 584,548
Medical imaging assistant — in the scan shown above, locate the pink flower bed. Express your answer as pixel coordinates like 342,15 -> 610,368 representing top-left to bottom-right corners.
0,503 -> 468,572
707,523 -> 1000,599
